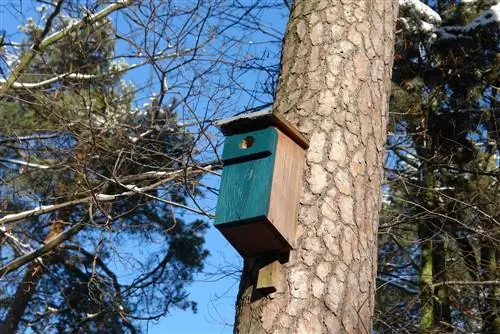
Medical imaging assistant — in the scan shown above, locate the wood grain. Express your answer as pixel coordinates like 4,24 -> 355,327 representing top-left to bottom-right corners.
256,260 -> 283,293
216,110 -> 309,150
215,128 -> 278,226
215,126 -> 305,256
267,129 -> 305,249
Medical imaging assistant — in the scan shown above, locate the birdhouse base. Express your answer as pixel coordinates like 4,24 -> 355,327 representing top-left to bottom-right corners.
216,217 -> 292,257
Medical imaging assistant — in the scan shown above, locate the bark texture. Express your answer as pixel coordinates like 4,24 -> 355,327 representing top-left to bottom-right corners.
234,1 -> 398,333
0,220 -> 63,333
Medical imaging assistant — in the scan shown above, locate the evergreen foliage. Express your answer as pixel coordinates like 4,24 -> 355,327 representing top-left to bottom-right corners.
0,2 -> 210,332
376,0 -> 499,332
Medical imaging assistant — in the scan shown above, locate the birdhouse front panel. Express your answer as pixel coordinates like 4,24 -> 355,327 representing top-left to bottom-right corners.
215,127 -> 278,225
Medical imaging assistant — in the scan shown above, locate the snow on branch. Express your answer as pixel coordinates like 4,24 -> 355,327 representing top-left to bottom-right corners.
399,0 -> 442,25
441,2 -> 500,37
398,0 -> 500,42
0,133 -> 66,143
0,0 -> 134,93
431,280 -> 500,288
0,72 -> 97,89
0,223 -> 84,277
0,225 -> 35,254
0,164 -> 218,226
1,47 -> 197,90
0,158 -> 52,170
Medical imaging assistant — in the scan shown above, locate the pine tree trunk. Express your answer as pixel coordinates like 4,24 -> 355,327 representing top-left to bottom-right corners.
0,220 -> 64,333
419,165 -> 452,332
419,222 -> 434,331
433,235 -> 451,331
234,1 -> 398,332
481,246 -> 500,333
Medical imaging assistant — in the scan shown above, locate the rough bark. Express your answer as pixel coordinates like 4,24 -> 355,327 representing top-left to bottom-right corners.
419,223 -> 434,331
481,246 -> 500,333
432,235 -> 451,331
419,165 -> 452,332
234,1 -> 398,333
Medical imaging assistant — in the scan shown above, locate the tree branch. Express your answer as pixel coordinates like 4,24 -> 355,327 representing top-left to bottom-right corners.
398,0 -> 500,41
0,0 -> 134,93
0,158 -> 52,170
0,72 -> 97,89
377,276 -> 419,295
0,164 -> 219,226
1,46 -> 201,90
0,226 -> 35,254
399,0 -> 442,25
0,223 -> 84,277
431,280 -> 500,289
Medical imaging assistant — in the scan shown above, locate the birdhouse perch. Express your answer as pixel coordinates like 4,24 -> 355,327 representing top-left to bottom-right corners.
214,110 -> 308,257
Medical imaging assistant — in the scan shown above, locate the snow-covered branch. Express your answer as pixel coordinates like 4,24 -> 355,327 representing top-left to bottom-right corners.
0,223 -> 84,277
0,158 -> 52,170
0,0 -> 134,93
0,225 -> 35,254
399,0 -> 442,25
0,133 -> 67,144
0,164 -> 218,226
398,0 -> 500,42
2,46 -> 198,90
431,280 -> 500,288
0,72 -> 97,89
440,2 -> 500,38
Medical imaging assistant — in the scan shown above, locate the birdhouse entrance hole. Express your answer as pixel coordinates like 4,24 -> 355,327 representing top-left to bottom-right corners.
239,136 -> 254,149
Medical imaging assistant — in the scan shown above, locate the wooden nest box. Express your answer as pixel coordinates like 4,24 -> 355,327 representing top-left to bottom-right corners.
214,110 -> 308,257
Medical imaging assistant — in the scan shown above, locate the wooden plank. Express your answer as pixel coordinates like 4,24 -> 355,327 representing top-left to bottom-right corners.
216,220 -> 291,257
221,127 -> 277,164
271,112 -> 309,150
214,155 -> 274,227
267,129 -> 305,248
215,109 -> 309,150
256,260 -> 283,293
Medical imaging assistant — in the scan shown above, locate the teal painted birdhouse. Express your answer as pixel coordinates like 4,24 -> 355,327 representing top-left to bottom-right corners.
214,110 -> 308,257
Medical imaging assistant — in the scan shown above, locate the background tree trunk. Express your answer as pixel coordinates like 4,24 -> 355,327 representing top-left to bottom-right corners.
0,220 -> 64,333
234,0 -> 398,333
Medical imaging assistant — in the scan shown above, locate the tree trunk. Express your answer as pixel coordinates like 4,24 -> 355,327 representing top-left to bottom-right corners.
234,1 -> 398,333
419,164 -> 451,332
433,235 -> 451,331
418,222 -> 434,331
0,260 -> 47,333
0,220 -> 64,333
481,245 -> 500,333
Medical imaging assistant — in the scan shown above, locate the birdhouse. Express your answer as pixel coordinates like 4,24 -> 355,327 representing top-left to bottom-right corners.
214,110 -> 308,257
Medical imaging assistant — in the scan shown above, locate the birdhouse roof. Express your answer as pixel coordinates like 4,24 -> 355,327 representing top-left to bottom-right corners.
215,108 -> 309,149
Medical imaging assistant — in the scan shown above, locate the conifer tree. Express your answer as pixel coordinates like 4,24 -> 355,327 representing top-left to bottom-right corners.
376,1 -> 499,332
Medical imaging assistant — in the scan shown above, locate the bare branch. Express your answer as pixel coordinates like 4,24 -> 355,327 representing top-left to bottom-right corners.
431,280 -> 500,289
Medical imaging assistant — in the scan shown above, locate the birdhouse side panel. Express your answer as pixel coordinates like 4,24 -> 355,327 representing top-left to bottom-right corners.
267,129 -> 306,248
